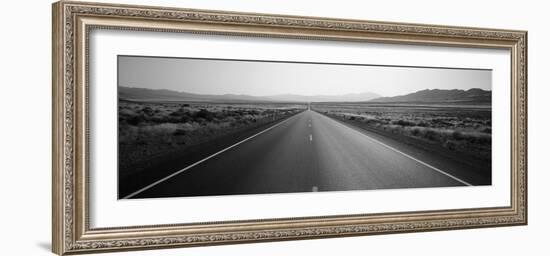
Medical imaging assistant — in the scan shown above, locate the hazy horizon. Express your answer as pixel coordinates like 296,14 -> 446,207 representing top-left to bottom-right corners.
118,56 -> 492,98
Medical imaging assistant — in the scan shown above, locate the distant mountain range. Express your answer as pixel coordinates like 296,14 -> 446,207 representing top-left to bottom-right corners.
118,86 -> 381,103
369,88 -> 491,104
119,86 -> 491,104
265,92 -> 381,102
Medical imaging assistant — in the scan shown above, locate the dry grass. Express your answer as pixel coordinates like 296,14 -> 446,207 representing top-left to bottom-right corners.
118,101 -> 306,169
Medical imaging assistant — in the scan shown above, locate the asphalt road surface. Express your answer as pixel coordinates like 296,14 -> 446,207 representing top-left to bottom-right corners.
126,109 -> 485,199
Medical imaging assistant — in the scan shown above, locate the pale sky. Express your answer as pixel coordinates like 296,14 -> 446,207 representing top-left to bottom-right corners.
118,56 -> 491,97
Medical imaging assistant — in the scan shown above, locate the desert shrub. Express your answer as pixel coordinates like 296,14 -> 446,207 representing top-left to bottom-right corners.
140,106 -> 154,116
431,119 -> 453,127
173,129 -> 187,136
119,108 -> 137,116
233,110 -> 245,116
416,121 -> 429,127
126,115 -> 143,126
178,114 -> 192,123
392,119 -> 415,126
169,110 -> 180,116
410,127 -> 421,136
150,116 -> 167,124
383,124 -> 401,134
363,118 -> 384,126
194,117 -> 207,124
423,129 -> 438,140
462,132 -> 491,145
404,126 -> 439,141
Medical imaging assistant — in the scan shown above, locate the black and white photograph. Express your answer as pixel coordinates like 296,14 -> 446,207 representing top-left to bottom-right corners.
118,56 -> 492,199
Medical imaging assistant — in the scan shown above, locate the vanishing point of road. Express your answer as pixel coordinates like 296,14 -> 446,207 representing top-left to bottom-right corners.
124,109 -> 489,199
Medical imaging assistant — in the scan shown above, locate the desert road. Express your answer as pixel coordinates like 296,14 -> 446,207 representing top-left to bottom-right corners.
125,109 -> 487,199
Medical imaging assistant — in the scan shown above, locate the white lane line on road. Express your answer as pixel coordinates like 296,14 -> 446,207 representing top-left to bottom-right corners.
123,114 -> 299,199
319,114 -> 473,186
309,134 -> 313,141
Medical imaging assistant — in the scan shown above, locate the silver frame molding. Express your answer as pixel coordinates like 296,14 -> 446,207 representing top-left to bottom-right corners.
52,1 -> 527,255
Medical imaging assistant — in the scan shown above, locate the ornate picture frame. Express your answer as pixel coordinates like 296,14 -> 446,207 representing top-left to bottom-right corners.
52,1 -> 527,255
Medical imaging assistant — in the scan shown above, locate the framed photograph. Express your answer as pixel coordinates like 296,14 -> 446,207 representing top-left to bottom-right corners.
52,1 -> 527,255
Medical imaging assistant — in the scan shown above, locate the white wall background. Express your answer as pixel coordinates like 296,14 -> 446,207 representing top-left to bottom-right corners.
0,0 -> 547,255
